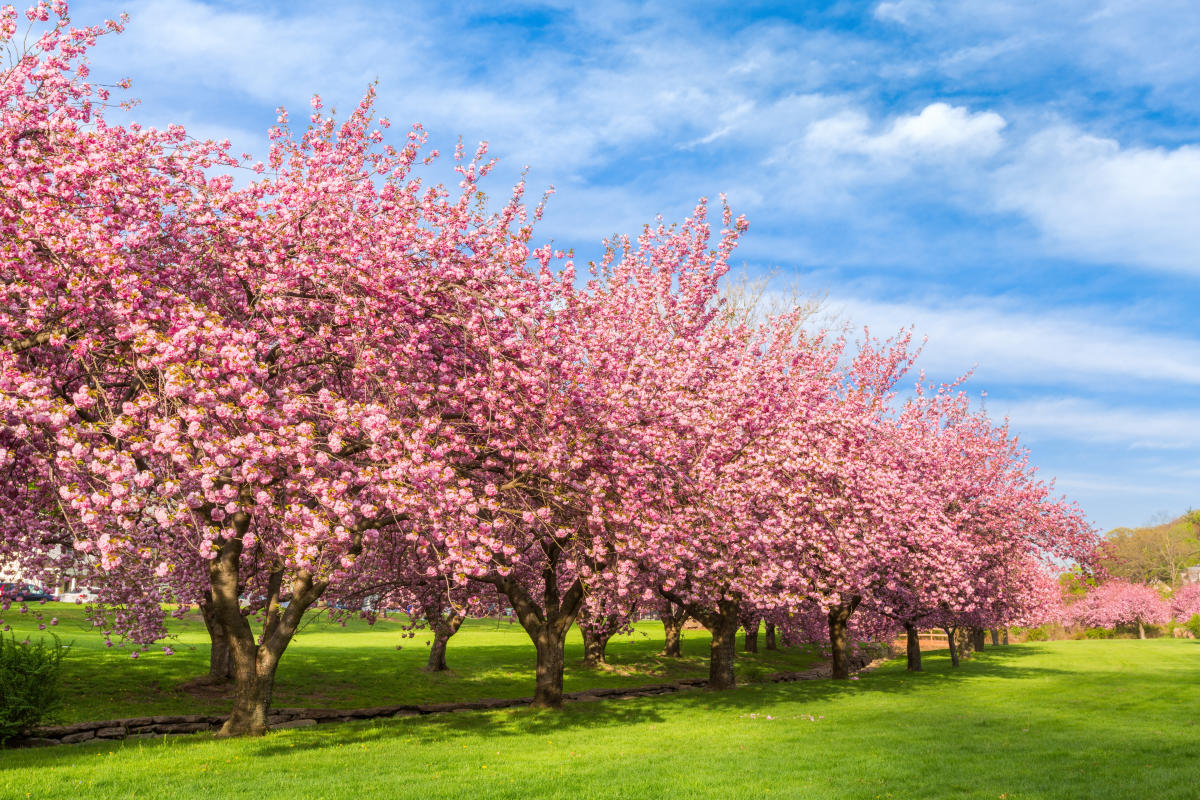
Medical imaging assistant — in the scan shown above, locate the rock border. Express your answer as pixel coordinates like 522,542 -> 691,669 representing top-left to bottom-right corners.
7,655 -> 883,748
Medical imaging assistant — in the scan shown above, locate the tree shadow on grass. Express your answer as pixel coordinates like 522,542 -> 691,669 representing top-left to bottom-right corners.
10,641 -> 1185,767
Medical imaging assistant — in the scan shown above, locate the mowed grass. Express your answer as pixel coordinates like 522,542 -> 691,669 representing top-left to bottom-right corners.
2,639 -> 1197,799
0,603 -> 819,721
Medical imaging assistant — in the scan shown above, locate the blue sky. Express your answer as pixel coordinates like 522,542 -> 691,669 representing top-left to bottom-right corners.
69,0 -> 1199,532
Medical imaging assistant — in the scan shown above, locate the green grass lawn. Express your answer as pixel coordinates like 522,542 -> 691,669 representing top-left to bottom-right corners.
0,603 -> 818,721
1,638 -> 1196,799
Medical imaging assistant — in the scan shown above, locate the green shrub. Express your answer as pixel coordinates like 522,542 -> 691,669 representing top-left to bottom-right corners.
1186,614 -> 1200,639
1082,627 -> 1116,639
1024,626 -> 1049,642
0,633 -> 65,745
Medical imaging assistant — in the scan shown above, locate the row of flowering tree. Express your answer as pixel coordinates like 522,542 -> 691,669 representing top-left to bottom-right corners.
1064,579 -> 1200,638
0,4 -> 1097,736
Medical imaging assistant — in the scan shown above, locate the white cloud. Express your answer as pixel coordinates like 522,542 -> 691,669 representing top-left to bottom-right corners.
995,398 -> 1200,450
996,126 -> 1200,275
826,295 -> 1200,387
805,102 -> 1006,162
873,0 -> 937,25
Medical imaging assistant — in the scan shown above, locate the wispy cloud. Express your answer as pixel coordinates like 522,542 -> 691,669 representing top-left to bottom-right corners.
994,398 -> 1200,450
826,295 -> 1200,387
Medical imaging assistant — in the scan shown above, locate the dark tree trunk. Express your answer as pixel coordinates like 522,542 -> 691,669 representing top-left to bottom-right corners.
944,626 -> 960,668
990,628 -> 1000,646
427,633 -> 450,672
956,627 -> 974,660
706,599 -> 740,689
743,620 -> 760,653
210,511 -> 329,737
582,626 -> 608,665
663,590 -> 740,689
764,623 -> 777,651
424,609 -> 465,672
1001,627 -> 1009,645
828,596 -> 862,680
971,627 -> 987,651
198,593 -> 235,684
486,546 -> 584,709
533,626 -> 568,706
904,621 -> 922,672
659,599 -> 688,657
662,618 -> 683,657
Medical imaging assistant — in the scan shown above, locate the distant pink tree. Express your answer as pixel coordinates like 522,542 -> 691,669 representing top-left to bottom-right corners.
1170,582 -> 1200,623
1071,581 -> 1170,638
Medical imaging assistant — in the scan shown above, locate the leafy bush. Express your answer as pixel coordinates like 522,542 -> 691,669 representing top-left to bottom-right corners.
1185,614 -> 1200,639
1082,627 -> 1116,639
0,633 -> 65,744
1023,626 -> 1049,642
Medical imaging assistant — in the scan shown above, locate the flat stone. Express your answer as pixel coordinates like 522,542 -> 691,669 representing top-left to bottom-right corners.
129,733 -> 162,740
272,718 -> 317,730
61,731 -> 96,744
156,722 -> 212,734
477,698 -> 522,709
346,706 -> 401,719
416,702 -> 464,714
96,727 -> 127,739
35,721 -> 98,737
121,717 -> 156,727
297,709 -> 344,720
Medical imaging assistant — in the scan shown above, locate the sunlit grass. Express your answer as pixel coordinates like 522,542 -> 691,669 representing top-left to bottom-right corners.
1,603 -> 819,721
2,639 -> 1196,799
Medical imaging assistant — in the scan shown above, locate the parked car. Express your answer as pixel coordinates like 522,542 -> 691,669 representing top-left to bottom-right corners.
0,582 -> 57,602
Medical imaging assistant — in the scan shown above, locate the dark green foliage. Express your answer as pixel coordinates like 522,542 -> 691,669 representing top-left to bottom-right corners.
1185,614 -> 1200,639
0,633 -> 65,744
1081,627 -> 1116,639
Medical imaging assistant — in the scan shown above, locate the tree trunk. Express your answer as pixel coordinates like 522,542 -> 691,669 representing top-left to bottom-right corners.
765,623 -> 777,651
743,620 -> 760,653
659,599 -> 688,657
427,633 -> 450,671
990,628 -> 1000,646
707,599 -> 740,689
210,510 -> 329,737
662,617 -> 683,657
944,626 -> 960,667
533,626 -> 568,707
904,621 -> 922,672
424,609 -> 465,672
660,591 -> 740,688
486,547 -> 584,710
1138,620 -> 1146,639
971,627 -> 987,651
956,626 -> 973,660
1001,628 -> 1009,645
582,625 -> 612,666
222,646 -> 281,736
828,596 -> 862,680
198,593 -> 234,684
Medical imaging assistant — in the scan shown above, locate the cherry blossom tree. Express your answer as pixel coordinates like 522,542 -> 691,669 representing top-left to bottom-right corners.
0,2 -> 569,733
1170,582 -> 1200,623
1071,581 -> 1171,639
